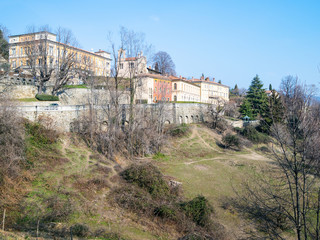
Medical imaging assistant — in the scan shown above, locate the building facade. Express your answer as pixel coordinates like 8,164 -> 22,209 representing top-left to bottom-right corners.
171,77 -> 201,102
8,31 -> 111,78
192,78 -> 229,103
117,49 -> 148,78
135,74 -> 172,104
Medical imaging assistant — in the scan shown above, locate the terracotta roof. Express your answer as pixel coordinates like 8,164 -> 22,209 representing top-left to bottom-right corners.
138,73 -> 172,81
125,57 -> 137,61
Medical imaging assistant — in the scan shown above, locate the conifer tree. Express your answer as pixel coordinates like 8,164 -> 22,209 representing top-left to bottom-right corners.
269,83 -> 272,91
244,75 -> 268,119
259,90 -> 284,133
239,98 -> 253,119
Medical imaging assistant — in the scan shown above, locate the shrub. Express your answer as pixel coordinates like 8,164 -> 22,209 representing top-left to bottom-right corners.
43,196 -> 74,222
35,94 -> 59,101
72,223 -> 89,237
258,146 -> 271,153
180,195 -> 213,227
25,121 -> 58,146
154,205 -> 177,220
168,123 -> 190,137
240,126 -> 270,144
222,133 -> 240,149
121,163 -> 170,198
113,185 -> 154,213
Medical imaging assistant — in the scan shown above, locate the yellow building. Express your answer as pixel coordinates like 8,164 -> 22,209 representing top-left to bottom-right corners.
8,31 -> 111,78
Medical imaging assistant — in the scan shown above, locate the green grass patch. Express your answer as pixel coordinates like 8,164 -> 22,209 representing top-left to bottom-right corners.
17,97 -> 39,102
152,152 -> 170,161
63,84 -> 87,89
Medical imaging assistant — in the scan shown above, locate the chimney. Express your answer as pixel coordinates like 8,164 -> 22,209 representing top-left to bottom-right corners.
213,77 -> 215,82
200,76 -> 204,80
179,75 -> 182,79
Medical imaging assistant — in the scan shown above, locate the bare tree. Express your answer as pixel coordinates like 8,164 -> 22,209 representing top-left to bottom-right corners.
25,26 -> 54,94
51,27 -> 78,95
25,26 -> 78,95
152,51 -> 176,76
207,99 -> 226,129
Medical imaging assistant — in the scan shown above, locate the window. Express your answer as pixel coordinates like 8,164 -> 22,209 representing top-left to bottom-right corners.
130,62 -> 134,68
119,63 -> 123,69
20,60 -> 23,66
174,95 -> 177,101
49,46 -> 53,55
12,60 -> 16,68
20,47 -> 23,55
12,48 -> 16,56
174,83 -> 177,90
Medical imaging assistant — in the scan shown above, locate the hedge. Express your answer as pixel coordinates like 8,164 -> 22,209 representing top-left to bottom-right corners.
35,94 -> 59,101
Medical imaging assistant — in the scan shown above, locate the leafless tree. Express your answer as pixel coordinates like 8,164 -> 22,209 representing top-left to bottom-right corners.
207,99 -> 226,130
25,25 -> 78,95
51,27 -> 78,95
25,26 -> 54,94
152,51 -> 176,76
0,95 -> 26,223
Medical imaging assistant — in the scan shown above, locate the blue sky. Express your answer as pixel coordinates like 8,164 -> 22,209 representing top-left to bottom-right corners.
1,0 -> 320,90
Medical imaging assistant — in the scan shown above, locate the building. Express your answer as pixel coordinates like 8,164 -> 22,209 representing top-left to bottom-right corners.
8,31 -> 111,80
135,73 -> 172,104
117,49 -> 148,78
171,76 -> 200,102
192,77 -> 229,103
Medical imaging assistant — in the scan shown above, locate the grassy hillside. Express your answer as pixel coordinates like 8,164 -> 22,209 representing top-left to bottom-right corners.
1,122 -> 273,239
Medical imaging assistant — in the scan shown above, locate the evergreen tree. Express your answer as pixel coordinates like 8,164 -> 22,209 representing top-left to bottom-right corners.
218,80 -> 222,84
0,30 -> 9,60
231,84 -> 239,96
239,98 -> 254,119
269,84 -> 272,91
245,75 -> 268,119
259,90 -> 284,133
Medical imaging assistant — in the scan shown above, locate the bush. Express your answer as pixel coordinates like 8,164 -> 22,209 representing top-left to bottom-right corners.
168,123 -> 190,137
222,133 -> 240,149
258,146 -> 271,153
113,185 -> 154,213
35,94 -> 59,101
154,205 -> 177,220
72,223 -> 89,237
180,195 -> 213,227
120,163 -> 170,198
238,126 -> 270,144
25,121 -> 58,146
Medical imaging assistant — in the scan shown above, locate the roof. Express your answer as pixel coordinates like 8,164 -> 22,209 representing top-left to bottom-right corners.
9,31 -> 56,38
171,78 -> 200,88
138,73 -> 172,81
125,57 -> 138,61
192,80 -> 230,88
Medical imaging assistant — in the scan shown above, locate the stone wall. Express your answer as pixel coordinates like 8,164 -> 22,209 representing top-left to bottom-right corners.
0,85 -> 37,98
18,103 -> 209,132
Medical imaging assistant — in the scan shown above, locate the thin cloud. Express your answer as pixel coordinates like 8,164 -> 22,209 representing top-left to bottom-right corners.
150,15 -> 160,22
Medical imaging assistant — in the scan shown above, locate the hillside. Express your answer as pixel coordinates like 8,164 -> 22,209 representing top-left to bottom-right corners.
0,122 -> 273,240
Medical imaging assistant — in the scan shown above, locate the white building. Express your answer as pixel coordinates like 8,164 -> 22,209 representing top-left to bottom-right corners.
117,49 -> 148,78
192,78 -> 229,103
171,77 -> 201,102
